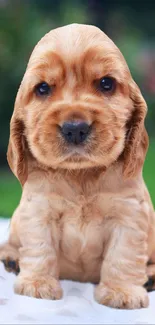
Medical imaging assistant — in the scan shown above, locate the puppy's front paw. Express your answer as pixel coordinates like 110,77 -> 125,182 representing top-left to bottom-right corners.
14,274 -> 63,300
94,283 -> 149,309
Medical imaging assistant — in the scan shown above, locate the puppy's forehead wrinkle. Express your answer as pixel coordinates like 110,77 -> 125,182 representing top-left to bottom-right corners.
28,51 -> 65,77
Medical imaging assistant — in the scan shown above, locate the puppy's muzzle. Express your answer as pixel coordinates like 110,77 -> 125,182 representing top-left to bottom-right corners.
61,121 -> 90,144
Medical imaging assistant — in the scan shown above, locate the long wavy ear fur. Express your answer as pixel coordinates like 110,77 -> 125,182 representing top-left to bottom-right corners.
123,80 -> 149,178
7,115 -> 27,186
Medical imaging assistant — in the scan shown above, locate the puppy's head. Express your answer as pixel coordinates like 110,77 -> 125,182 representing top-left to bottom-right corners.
7,24 -> 148,185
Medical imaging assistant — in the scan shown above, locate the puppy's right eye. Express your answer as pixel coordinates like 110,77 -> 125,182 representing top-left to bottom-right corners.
99,77 -> 115,92
35,82 -> 51,96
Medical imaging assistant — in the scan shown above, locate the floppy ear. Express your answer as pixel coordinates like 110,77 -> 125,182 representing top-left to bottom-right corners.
7,113 -> 28,186
123,80 -> 149,178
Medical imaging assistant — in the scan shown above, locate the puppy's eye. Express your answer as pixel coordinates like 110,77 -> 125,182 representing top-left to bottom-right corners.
35,82 -> 51,96
99,77 -> 115,92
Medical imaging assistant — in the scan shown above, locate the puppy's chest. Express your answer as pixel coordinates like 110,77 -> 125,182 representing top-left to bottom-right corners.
59,194 -> 105,262
50,175 -> 111,262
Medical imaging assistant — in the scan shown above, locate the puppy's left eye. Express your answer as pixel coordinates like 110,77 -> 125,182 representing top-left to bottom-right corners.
35,82 -> 51,96
99,77 -> 115,92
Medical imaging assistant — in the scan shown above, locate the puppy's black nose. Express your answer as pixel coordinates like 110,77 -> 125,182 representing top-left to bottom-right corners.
61,121 -> 90,144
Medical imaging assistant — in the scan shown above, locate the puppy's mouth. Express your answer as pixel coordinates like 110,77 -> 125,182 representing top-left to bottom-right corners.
57,150 -> 95,169
53,142 -> 94,168
63,146 -> 90,161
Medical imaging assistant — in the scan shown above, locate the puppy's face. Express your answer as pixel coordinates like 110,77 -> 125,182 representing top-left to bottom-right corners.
8,24 -> 148,183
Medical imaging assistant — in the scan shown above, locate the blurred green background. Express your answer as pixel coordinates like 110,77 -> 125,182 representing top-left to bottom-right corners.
0,0 -> 155,217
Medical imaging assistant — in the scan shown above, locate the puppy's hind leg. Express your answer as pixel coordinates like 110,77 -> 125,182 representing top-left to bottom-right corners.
145,261 -> 155,292
0,242 -> 20,275
0,210 -> 20,275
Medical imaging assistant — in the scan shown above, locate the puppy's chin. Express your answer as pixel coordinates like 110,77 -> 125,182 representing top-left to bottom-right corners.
57,157 -> 97,170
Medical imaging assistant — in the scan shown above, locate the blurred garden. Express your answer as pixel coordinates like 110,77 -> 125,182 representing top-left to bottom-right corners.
0,0 -> 155,217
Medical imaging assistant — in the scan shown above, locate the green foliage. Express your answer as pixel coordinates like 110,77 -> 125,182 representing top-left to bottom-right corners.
0,171 -> 21,217
143,139 -> 155,207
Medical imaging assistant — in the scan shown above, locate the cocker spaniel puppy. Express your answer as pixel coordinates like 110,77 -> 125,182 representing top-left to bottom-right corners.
1,24 -> 155,309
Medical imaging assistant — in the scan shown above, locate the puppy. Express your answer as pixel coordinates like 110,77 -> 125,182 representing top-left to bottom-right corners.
0,24 -> 155,309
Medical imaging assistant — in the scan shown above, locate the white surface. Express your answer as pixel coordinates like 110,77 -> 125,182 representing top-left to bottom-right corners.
0,219 -> 155,324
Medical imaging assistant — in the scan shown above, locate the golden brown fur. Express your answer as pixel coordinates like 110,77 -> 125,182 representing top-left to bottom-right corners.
1,24 -> 155,309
